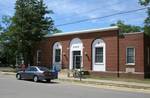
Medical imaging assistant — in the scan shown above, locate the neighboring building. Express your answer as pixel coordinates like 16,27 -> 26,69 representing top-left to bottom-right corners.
34,26 -> 150,79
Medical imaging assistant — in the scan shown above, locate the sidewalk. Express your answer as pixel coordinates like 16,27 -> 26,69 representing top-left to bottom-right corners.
58,72 -> 150,90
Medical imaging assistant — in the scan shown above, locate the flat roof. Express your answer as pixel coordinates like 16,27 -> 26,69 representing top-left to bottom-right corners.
45,26 -> 119,38
123,32 -> 143,35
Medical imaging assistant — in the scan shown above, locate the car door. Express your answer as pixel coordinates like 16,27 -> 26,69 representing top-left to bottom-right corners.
23,67 -> 31,79
28,67 -> 38,79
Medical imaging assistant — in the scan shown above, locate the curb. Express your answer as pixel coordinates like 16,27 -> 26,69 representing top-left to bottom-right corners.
57,78 -> 150,91
57,78 -> 150,94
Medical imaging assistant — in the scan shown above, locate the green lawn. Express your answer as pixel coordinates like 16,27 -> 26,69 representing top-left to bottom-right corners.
87,75 -> 150,84
0,67 -> 16,72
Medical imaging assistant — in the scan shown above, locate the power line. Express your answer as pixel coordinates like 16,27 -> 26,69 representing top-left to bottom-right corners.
55,1 -> 123,21
56,7 -> 148,27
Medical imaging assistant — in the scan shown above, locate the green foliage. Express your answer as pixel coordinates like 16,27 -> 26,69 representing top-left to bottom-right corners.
144,8 -> 150,35
1,15 -> 12,27
0,0 -> 57,66
0,25 -> 2,32
11,0 -> 56,65
139,0 -> 150,35
52,28 -> 62,34
139,0 -> 150,6
110,20 -> 142,34
0,15 -> 17,66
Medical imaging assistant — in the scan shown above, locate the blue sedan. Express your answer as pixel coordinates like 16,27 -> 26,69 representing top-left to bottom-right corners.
16,66 -> 57,82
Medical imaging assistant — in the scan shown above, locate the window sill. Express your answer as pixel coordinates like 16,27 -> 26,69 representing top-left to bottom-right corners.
95,63 -> 104,65
54,62 -> 61,64
126,63 -> 135,66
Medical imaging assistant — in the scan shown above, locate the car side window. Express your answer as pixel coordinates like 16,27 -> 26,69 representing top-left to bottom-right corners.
26,67 -> 31,71
30,67 -> 37,71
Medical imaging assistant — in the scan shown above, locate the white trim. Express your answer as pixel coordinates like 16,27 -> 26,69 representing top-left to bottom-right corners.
126,47 -> 135,65
45,26 -> 119,38
69,38 -> 83,70
37,50 -> 41,64
53,42 -> 62,66
126,63 -> 135,65
94,47 -> 104,64
92,39 -> 106,71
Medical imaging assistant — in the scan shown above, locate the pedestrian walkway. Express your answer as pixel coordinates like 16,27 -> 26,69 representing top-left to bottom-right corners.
58,71 -> 150,90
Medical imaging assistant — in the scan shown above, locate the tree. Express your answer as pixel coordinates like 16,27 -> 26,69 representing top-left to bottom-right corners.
0,15 -> 12,32
0,15 -> 16,67
139,0 -> 150,35
110,20 -> 142,34
52,28 -> 62,34
0,25 -> 2,32
11,0 -> 56,65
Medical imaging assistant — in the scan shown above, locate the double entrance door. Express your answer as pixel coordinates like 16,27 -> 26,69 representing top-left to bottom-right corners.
72,51 -> 82,69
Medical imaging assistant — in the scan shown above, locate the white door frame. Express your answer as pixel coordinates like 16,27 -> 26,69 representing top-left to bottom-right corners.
72,51 -> 82,69
69,38 -> 83,70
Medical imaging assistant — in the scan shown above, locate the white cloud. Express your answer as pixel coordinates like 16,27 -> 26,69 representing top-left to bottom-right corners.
45,0 -> 80,15
45,0 -> 142,23
45,0 -> 120,23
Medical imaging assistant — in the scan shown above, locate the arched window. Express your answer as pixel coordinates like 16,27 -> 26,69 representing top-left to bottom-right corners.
53,42 -> 62,64
92,39 -> 106,71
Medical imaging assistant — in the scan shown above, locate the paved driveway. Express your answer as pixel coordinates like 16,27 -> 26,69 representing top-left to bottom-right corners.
0,74 -> 150,98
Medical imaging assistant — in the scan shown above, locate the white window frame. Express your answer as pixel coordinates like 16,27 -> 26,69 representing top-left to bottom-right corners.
126,47 -> 135,65
37,50 -> 41,64
53,42 -> 62,65
92,39 -> 106,71
94,47 -> 104,64
55,49 -> 61,63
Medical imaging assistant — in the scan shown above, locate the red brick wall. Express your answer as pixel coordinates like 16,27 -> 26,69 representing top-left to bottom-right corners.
119,33 -> 144,74
34,30 -> 119,72
34,31 -> 147,78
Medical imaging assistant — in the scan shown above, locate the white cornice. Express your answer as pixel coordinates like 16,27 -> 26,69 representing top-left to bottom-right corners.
45,26 -> 119,38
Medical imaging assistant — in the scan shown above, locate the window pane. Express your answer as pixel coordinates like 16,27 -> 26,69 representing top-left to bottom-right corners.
38,66 -> 49,71
95,47 -> 103,63
55,49 -> 61,62
127,48 -> 134,56
127,57 -> 134,63
30,67 -> 37,71
127,48 -> 135,64
37,50 -> 41,64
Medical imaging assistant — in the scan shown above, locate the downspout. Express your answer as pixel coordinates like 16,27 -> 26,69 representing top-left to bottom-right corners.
117,30 -> 120,78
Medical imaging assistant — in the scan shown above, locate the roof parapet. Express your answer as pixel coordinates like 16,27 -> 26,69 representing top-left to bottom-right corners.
45,26 -> 119,38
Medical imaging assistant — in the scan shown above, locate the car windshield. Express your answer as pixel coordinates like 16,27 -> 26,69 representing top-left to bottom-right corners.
38,66 -> 49,71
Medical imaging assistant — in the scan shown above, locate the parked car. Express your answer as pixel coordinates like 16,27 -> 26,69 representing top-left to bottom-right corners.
16,66 -> 58,82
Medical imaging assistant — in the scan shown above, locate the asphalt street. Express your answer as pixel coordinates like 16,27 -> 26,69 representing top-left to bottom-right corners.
0,74 -> 150,98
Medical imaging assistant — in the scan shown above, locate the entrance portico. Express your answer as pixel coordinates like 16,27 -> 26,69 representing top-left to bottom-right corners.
69,38 -> 83,70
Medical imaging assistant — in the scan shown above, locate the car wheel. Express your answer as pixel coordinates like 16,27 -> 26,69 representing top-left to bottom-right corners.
46,79 -> 51,83
33,76 -> 38,82
16,74 -> 21,80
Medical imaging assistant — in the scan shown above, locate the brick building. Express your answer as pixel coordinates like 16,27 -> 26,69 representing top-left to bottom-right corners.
34,26 -> 150,78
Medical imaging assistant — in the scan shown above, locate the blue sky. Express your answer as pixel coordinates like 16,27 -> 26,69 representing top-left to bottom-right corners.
0,0 -> 147,32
